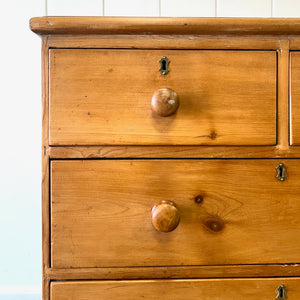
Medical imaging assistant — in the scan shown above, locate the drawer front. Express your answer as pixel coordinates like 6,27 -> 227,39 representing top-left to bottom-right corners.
51,159 -> 300,269
291,52 -> 300,145
51,279 -> 297,299
49,49 -> 276,146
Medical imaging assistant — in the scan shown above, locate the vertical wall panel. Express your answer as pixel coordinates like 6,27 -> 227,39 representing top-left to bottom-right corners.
0,0 -> 44,296
161,0 -> 215,17
217,0 -> 271,17
273,0 -> 300,17
48,0 -> 103,16
105,0 -> 159,16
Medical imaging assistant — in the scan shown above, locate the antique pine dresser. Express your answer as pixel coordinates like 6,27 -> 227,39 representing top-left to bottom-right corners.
31,17 -> 300,299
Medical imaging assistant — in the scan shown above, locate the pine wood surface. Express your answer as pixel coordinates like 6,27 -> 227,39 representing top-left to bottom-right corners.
48,145 -> 300,159
291,52 -> 300,145
41,37 -> 50,300
47,35 -> 283,50
277,40 -> 290,150
45,264 -> 300,280
51,278 -> 300,300
29,19 -> 300,299
51,159 -> 300,269
30,17 -> 300,36
49,49 -> 276,146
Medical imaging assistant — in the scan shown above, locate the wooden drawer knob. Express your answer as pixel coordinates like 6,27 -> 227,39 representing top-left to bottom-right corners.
151,200 -> 180,232
151,88 -> 179,117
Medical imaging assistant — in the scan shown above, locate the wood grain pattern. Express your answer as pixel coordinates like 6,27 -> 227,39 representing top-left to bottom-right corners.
51,278 -> 300,300
48,145 -> 300,159
151,88 -> 179,117
45,264 -> 300,280
49,49 -> 276,146
30,17 -> 300,36
277,40 -> 290,149
290,52 -> 300,145
29,19 -> 300,299
151,200 -> 180,232
290,38 -> 300,50
41,36 -> 50,300
47,35 -> 282,50
51,159 -> 300,269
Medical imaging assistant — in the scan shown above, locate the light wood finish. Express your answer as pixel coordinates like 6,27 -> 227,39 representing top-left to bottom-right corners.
151,88 -> 179,117
30,18 -> 300,299
51,159 -> 300,269
48,35 -> 282,50
289,38 -> 300,50
49,49 -> 276,146
43,277 -> 50,300
30,17 -> 300,36
277,40 -> 290,149
46,264 -> 300,280
41,36 -> 51,300
51,278 -> 300,300
151,200 -> 180,232
290,52 -> 300,145
48,145 -> 300,159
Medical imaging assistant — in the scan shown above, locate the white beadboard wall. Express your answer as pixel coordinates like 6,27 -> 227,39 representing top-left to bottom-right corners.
2,0 -> 300,299
46,0 -> 300,17
0,0 -> 43,298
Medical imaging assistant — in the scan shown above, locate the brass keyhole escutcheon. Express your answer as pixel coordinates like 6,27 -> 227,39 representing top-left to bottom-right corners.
276,163 -> 287,182
159,56 -> 170,75
276,284 -> 287,300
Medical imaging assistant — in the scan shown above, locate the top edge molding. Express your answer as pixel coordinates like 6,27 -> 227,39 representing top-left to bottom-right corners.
30,17 -> 300,36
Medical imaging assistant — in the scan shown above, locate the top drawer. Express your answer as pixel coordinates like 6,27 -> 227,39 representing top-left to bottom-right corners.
49,49 -> 277,146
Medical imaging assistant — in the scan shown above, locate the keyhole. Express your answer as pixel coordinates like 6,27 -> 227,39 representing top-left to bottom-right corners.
161,59 -> 167,71
276,163 -> 287,182
159,56 -> 170,75
279,287 -> 284,298
276,284 -> 287,300
279,166 -> 283,178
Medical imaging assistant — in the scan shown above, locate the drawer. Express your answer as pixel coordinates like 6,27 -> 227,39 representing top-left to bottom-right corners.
51,278 -> 297,299
290,51 -> 300,145
49,49 -> 277,146
51,159 -> 300,268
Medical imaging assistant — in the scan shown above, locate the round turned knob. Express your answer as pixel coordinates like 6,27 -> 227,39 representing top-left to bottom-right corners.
151,88 -> 179,117
151,200 -> 180,232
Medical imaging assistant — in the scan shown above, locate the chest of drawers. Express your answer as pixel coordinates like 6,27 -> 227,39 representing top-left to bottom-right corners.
31,17 -> 300,299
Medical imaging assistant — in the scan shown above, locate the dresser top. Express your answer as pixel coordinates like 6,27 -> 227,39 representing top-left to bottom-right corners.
30,17 -> 300,36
